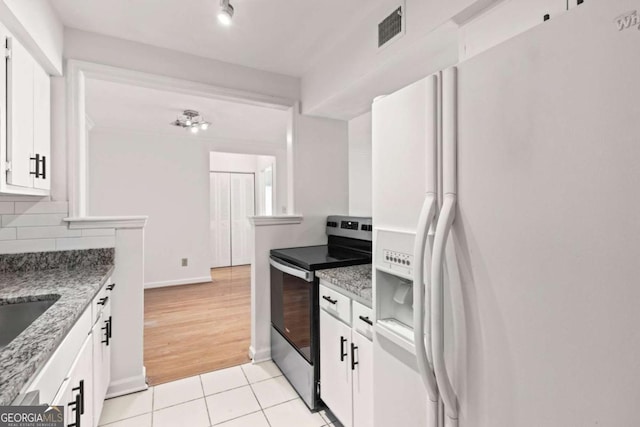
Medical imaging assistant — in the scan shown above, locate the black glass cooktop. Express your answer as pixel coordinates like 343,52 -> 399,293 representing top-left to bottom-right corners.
270,244 -> 371,271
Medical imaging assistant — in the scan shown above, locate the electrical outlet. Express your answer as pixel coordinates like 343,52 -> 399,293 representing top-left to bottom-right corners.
181,258 -> 188,267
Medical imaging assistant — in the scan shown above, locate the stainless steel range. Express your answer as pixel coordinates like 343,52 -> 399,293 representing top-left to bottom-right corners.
269,215 -> 372,410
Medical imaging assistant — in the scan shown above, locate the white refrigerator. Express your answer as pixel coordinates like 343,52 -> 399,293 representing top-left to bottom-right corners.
372,1 -> 640,426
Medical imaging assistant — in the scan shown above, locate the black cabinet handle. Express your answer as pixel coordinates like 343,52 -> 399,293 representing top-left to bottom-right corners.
359,315 -> 373,326
30,154 -> 41,177
97,296 -> 109,306
107,283 -> 116,291
108,315 -> 113,339
71,379 -> 84,415
351,343 -> 359,371
40,155 -> 46,179
340,337 -> 347,361
322,295 -> 337,305
67,392 -> 81,427
102,320 -> 111,346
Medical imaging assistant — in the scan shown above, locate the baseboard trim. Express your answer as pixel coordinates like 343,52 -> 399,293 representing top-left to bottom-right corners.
144,276 -> 211,289
249,345 -> 271,363
106,368 -> 148,398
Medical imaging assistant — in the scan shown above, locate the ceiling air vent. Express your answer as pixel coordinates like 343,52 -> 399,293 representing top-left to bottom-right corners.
378,6 -> 403,48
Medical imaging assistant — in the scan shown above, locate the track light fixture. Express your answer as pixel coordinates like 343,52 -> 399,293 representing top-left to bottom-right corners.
171,110 -> 211,133
218,0 -> 234,26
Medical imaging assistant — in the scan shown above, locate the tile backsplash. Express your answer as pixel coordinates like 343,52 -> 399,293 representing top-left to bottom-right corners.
0,200 -> 115,254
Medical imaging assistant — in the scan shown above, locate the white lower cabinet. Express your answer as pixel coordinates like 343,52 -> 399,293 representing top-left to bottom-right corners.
320,284 -> 373,427
51,337 -> 93,427
92,296 -> 112,426
352,332 -> 373,427
320,310 -> 353,427
17,278 -> 115,427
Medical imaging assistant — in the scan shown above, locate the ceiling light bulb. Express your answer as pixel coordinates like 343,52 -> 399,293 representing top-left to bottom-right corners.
218,0 -> 234,26
185,119 -> 192,126
190,126 -> 199,134
200,123 -> 209,130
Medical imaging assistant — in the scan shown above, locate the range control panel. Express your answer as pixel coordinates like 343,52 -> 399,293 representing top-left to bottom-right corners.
383,250 -> 413,267
326,215 -> 373,241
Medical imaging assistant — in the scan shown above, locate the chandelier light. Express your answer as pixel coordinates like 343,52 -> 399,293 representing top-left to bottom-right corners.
171,110 -> 211,134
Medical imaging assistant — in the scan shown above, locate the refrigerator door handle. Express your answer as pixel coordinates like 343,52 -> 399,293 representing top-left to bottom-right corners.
431,194 -> 459,426
412,193 -> 439,409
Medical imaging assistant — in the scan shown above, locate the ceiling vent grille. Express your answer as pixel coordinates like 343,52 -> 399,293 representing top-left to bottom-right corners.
378,7 -> 403,47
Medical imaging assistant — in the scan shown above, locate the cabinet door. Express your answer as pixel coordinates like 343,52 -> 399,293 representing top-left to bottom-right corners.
67,337 -> 94,427
459,0 -> 566,60
210,172 -> 231,268
6,36 -> 34,188
32,63 -> 50,190
230,173 -> 255,266
352,332 -> 373,427
320,310 -> 353,427
92,303 -> 111,426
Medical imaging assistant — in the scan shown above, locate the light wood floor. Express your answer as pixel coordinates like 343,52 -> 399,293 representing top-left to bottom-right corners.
144,265 -> 252,385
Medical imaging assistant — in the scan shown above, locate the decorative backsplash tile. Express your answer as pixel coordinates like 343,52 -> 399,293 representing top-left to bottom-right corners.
0,200 -> 115,254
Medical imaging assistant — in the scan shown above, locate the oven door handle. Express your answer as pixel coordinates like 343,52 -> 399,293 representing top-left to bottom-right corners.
270,256 -> 314,282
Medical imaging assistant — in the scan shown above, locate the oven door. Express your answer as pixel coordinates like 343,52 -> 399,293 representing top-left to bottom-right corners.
270,256 -> 314,363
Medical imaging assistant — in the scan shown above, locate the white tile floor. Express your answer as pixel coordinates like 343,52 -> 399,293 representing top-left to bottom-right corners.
99,361 -> 344,427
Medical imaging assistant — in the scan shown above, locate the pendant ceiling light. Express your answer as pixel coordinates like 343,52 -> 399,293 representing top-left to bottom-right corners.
171,110 -> 211,134
218,0 -> 234,26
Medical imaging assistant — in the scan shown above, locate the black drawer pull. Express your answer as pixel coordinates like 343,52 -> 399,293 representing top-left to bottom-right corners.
108,316 -> 113,339
102,319 -> 111,346
71,379 -> 84,415
67,392 -> 81,427
107,283 -> 116,291
351,343 -> 359,370
322,295 -> 337,305
340,336 -> 347,361
359,315 -> 373,326
97,296 -> 109,306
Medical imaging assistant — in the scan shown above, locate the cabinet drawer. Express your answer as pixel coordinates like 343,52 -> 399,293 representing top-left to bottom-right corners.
319,284 -> 351,325
352,302 -> 373,341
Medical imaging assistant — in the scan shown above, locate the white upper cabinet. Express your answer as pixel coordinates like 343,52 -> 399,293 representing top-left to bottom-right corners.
33,63 -> 51,191
1,25 -> 51,195
459,0 -> 567,61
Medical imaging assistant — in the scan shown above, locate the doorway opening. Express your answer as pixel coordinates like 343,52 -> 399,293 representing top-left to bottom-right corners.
209,152 -> 276,268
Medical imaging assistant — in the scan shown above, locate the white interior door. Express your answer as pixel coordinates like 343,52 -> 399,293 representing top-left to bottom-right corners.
210,173 -> 231,268
230,173 -> 255,266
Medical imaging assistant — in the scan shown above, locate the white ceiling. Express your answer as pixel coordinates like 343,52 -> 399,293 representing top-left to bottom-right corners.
50,0 -> 379,77
85,79 -> 289,143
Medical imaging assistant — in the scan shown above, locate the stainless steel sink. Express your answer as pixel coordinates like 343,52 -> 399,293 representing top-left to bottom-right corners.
0,298 -> 59,351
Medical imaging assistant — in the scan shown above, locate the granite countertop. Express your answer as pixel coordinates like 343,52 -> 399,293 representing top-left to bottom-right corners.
0,253 -> 114,406
316,264 -> 372,305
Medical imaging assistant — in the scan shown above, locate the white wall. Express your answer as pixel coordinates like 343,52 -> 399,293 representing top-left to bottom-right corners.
210,152 -> 260,174
293,114 -> 349,239
348,112 -> 372,217
88,129 -> 289,287
88,129 -> 210,288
